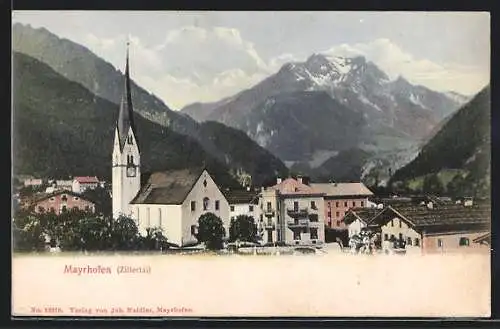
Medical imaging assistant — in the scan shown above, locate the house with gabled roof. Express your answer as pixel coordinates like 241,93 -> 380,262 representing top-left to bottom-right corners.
343,200 -> 490,253
129,168 -> 231,247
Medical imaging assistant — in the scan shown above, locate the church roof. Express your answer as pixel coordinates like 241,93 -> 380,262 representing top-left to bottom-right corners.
116,44 -> 138,152
130,167 -> 205,205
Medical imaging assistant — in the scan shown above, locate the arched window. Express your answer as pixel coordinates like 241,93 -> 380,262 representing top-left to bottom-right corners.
459,237 -> 470,247
203,197 -> 210,211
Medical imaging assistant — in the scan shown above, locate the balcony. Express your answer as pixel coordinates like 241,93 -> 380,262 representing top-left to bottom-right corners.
263,220 -> 275,229
287,219 -> 310,228
287,208 -> 309,218
264,209 -> 275,217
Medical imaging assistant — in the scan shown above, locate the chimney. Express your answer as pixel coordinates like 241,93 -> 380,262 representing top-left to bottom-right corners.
276,177 -> 282,184
427,202 -> 433,210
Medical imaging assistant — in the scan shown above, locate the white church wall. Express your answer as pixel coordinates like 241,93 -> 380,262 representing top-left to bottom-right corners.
182,170 -> 231,245
130,204 -> 183,246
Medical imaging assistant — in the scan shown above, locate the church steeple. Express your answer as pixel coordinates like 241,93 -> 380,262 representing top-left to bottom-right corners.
117,42 -> 138,152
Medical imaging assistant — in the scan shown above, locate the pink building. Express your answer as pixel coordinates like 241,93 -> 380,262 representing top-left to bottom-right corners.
310,182 -> 373,230
32,190 -> 96,215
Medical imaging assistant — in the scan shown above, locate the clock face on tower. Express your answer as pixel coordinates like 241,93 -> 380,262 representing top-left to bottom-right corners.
126,165 -> 136,177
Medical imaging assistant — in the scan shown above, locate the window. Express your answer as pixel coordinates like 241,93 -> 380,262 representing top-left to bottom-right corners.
277,215 -> 280,224
336,211 -> 340,217
203,197 -> 209,211
407,237 -> 412,246
85,205 -> 90,211
73,197 -> 79,201
336,202 -> 339,207
437,239 -> 443,248
459,237 -> 470,247
260,214 -> 263,222
215,200 -> 220,211
230,205 -> 235,212
191,201 -> 196,211
127,135 -> 133,144
61,205 -> 67,212
203,180 -> 207,187
327,211 -> 331,218
267,202 -> 272,211
249,205 -> 254,212
311,201 -> 316,209
361,201 -> 364,207
191,225 -> 198,235
310,228 -> 318,240
399,220 -> 402,228
390,234 -> 395,241
344,201 -> 348,207
352,201 -> 356,207
38,206 -> 44,212
50,207 -> 55,213
384,234 -> 389,241
50,197 -> 55,202
399,233 -> 403,242
415,238 -> 420,246
61,195 -> 67,202
391,219 -> 394,227
336,220 -> 340,226
294,201 -> 299,211
327,202 -> 331,209
293,231 -> 301,240
158,208 -> 162,227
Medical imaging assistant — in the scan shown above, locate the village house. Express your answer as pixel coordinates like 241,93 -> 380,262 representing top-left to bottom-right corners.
223,188 -> 260,223
310,182 -> 373,230
343,207 -> 382,239
31,190 -> 96,215
72,176 -> 100,194
344,200 -> 490,254
23,178 -> 44,188
129,168 -> 231,247
259,177 -> 326,246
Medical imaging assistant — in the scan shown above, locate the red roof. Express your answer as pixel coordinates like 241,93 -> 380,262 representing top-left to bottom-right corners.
74,176 -> 99,184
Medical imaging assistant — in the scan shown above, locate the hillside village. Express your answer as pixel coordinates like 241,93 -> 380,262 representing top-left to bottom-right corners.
12,47 -> 490,256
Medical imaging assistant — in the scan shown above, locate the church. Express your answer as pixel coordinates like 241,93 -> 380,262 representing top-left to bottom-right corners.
112,47 -> 243,247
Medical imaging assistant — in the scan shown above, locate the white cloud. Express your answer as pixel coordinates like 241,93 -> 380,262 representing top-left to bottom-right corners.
81,31 -> 488,110
323,38 -> 489,95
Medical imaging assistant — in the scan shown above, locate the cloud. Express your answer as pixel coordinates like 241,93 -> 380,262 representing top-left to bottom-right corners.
82,31 -> 488,110
323,38 -> 489,95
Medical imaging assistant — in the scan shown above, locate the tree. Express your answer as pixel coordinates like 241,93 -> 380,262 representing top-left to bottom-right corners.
197,213 -> 226,250
82,186 -> 112,216
229,215 -> 257,243
12,213 -> 46,252
422,174 -> 445,195
139,227 -> 168,251
109,215 -> 140,250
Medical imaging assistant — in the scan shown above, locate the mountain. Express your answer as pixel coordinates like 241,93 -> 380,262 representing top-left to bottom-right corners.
12,51 -> 284,187
180,53 -> 463,181
12,23 -> 288,185
390,86 -> 490,197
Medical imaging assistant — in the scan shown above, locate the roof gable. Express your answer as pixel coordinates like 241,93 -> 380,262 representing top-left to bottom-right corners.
130,167 -> 205,205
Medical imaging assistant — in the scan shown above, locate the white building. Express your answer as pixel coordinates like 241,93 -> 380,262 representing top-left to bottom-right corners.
343,208 -> 382,239
72,176 -> 100,194
224,189 -> 260,223
129,169 -> 231,247
259,177 -> 326,246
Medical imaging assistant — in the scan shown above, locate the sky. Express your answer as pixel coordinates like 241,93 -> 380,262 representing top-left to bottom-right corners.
12,11 -> 490,110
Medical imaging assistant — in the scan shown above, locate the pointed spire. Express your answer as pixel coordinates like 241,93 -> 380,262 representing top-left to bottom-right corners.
117,40 -> 138,151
